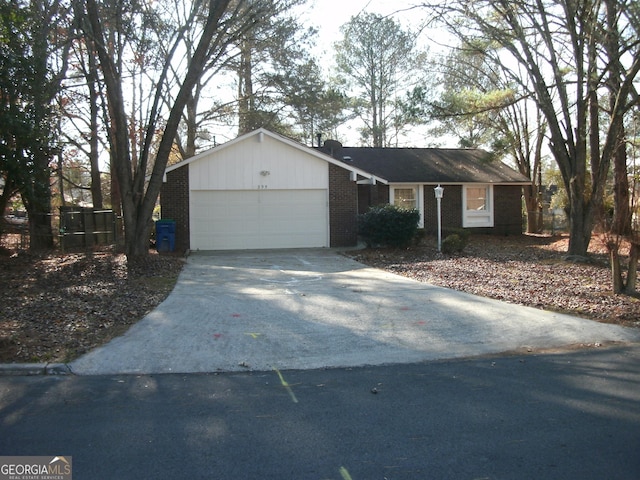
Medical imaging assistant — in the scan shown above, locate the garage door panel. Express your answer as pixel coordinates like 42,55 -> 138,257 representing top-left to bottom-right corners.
190,189 -> 328,250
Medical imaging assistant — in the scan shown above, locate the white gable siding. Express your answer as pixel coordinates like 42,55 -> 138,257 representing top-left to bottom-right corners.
189,133 -> 329,191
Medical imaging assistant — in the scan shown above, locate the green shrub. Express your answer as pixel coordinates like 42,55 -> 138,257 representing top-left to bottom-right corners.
358,204 -> 420,248
441,233 -> 466,254
443,227 -> 470,244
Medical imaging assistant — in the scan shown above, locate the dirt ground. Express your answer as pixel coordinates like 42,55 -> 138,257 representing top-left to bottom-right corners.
1,234 -> 638,364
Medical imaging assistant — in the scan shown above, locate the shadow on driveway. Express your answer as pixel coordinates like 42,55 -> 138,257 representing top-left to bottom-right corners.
70,249 -> 640,375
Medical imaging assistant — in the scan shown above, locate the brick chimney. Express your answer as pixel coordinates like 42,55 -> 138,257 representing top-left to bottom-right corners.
322,139 -> 343,159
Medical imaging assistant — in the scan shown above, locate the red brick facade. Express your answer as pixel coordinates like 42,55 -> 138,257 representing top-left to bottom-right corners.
423,185 -> 522,235
491,185 -> 524,235
357,183 -> 390,214
360,183 -> 523,236
160,165 -> 190,253
424,185 -> 463,233
328,163 -> 359,247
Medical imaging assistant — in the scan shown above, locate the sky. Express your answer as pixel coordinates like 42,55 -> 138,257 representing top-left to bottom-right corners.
299,0 -> 425,60
292,0 -> 440,147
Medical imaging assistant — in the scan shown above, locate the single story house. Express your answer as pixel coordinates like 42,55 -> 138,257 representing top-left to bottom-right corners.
161,128 -> 531,252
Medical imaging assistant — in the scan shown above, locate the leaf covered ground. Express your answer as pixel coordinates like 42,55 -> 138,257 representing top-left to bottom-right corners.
347,234 -> 640,329
1,234 -> 638,364
0,249 -> 185,363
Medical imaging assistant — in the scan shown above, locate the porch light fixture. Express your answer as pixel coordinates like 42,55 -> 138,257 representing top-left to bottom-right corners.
434,185 -> 444,252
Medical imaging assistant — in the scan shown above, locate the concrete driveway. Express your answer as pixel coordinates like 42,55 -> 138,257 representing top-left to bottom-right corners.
70,249 -> 640,375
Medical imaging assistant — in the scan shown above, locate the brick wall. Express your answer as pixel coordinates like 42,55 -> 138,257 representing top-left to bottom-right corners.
423,185 -> 523,235
423,185 -> 462,234
357,183 -> 390,214
492,185 -> 523,235
160,165 -> 190,253
328,163 -> 358,247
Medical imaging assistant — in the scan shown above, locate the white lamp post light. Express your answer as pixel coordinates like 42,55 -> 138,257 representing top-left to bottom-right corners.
434,185 -> 444,252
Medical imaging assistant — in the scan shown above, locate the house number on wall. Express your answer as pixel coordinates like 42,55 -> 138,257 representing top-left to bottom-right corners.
257,185 -> 268,189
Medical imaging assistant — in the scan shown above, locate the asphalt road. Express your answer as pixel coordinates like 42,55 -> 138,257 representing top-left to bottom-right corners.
2,344 -> 639,479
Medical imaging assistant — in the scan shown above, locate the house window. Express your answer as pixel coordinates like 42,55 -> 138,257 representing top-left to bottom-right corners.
466,187 -> 488,211
390,185 -> 424,227
463,184 -> 494,227
394,188 -> 417,210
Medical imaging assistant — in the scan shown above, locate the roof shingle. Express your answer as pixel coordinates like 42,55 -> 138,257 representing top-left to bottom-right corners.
324,147 -> 531,184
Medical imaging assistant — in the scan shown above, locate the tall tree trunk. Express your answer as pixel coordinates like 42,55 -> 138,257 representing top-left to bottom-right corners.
609,244 -> 623,294
612,135 -> 631,235
87,44 -> 103,209
26,140 -> 54,250
624,243 -> 639,295
524,140 -> 543,234
566,164 -> 593,257
604,0 -> 631,236
524,184 -> 542,233
185,91 -> 198,158
25,149 -> 54,250
109,154 -> 123,246
24,0 -> 58,250
124,0 -> 234,259
0,176 -> 18,240
85,0 -> 245,260
57,147 -> 65,207
238,38 -> 255,135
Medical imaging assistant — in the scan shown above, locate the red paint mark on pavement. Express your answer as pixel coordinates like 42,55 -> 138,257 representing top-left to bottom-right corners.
231,313 -> 241,318
400,306 -> 410,311
213,333 -> 223,339
413,321 -> 426,326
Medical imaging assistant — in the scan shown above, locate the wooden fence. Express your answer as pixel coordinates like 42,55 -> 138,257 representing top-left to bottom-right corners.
58,207 -> 117,250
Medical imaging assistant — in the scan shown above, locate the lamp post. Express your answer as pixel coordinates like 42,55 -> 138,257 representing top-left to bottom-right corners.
434,185 -> 444,252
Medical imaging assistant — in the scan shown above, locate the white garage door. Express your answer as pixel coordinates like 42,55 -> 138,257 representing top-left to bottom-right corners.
191,189 -> 329,250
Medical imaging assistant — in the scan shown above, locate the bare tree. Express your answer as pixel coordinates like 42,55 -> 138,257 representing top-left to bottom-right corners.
61,32 -> 108,209
79,0 -> 268,260
411,46 -> 547,233
159,0 -> 250,159
423,0 -> 640,257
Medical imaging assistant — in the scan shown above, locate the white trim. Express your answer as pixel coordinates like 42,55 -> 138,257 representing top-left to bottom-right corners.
325,188 -> 331,248
418,185 -> 424,228
462,184 -> 494,228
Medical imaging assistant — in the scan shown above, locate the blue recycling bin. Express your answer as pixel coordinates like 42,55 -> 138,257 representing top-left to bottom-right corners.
155,219 -> 176,252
